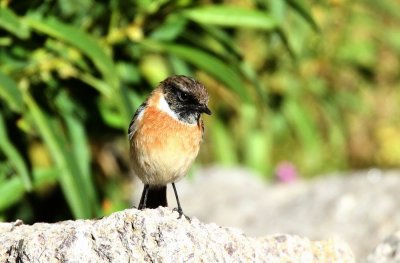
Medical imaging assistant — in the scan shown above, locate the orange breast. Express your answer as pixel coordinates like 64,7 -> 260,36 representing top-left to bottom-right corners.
140,106 -> 202,152
130,106 -> 203,185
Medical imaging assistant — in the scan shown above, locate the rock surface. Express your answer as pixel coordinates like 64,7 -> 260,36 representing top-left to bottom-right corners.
366,231 -> 400,263
132,167 -> 400,261
0,208 -> 354,262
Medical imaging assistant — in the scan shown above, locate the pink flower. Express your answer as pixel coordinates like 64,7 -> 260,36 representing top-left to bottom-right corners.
275,161 -> 298,183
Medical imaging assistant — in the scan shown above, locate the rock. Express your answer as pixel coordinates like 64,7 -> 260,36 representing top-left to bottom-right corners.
366,231 -> 400,263
132,167 -> 400,260
0,208 -> 354,262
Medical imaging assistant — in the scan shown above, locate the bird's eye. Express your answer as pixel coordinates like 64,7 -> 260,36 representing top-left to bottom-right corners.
177,90 -> 189,102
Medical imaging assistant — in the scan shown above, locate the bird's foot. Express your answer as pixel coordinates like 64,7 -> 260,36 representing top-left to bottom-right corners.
173,207 -> 190,221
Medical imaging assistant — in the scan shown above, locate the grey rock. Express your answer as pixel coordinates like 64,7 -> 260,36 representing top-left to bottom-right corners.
0,208 -> 354,262
132,167 -> 400,261
366,231 -> 400,263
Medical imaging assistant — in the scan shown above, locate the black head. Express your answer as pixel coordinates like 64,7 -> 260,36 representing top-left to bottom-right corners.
161,75 -> 211,124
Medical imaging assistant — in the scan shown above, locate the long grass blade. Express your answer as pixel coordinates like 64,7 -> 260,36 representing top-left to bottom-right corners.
0,168 -> 58,211
209,119 -> 237,164
24,91 -> 91,218
24,16 -> 133,126
183,5 -> 278,30
0,113 -> 32,191
0,72 -> 23,113
0,7 -> 30,39
142,41 -> 250,102
286,0 -> 320,32
56,91 -> 99,215
24,16 -> 117,90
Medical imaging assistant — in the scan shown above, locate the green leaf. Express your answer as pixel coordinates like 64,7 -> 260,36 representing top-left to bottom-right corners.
0,162 -> 10,183
142,41 -> 250,102
364,0 -> 400,20
98,97 -> 126,129
286,0 -> 319,32
24,15 -> 133,128
238,104 -> 271,175
269,0 -> 286,23
23,91 -> 93,218
149,15 -> 187,41
275,28 -> 296,60
0,113 -> 32,191
32,168 -> 58,188
183,5 -> 278,30
0,168 -> 58,211
200,25 -> 242,57
0,176 -> 25,211
284,99 -> 322,171
24,16 -> 118,91
139,54 -> 170,86
239,62 -> 267,103
117,62 -> 140,84
55,91 -> 99,214
0,7 -> 30,39
243,130 -> 272,175
284,99 -> 318,149
209,119 -> 237,164
168,55 -> 191,76
0,72 -> 23,112
58,0 -> 92,16
78,73 -> 112,97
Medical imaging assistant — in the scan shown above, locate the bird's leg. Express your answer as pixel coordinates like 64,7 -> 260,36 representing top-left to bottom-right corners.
138,184 -> 149,210
172,183 -> 189,220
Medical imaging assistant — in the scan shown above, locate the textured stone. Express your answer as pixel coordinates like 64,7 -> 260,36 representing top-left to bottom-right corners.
366,231 -> 400,263
144,167 -> 400,260
0,208 -> 354,262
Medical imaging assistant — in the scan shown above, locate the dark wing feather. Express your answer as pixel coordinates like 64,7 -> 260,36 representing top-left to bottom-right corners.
128,102 -> 147,140
200,119 -> 205,141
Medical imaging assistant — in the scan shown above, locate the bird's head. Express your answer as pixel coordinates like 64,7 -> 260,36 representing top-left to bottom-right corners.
160,75 -> 211,124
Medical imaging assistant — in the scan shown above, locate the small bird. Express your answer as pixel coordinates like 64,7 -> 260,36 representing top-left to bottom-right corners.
128,75 -> 211,217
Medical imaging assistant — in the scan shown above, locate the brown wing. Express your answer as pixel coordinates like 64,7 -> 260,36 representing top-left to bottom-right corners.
200,119 -> 205,141
128,102 -> 147,141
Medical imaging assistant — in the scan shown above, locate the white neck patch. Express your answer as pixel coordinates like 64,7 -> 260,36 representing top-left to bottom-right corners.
157,95 -> 179,120
156,95 -> 197,126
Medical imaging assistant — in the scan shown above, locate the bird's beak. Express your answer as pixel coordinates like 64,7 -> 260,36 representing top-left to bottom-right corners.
188,104 -> 212,115
200,105 -> 212,115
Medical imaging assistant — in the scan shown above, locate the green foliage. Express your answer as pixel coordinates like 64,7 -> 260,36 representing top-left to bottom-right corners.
0,72 -> 24,112
0,111 -> 31,191
183,5 -> 278,29
0,0 -> 399,221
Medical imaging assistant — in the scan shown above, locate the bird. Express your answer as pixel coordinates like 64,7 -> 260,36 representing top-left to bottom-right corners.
128,75 -> 211,217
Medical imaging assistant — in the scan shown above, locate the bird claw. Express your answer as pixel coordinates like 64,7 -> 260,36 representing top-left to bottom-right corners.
173,207 -> 190,221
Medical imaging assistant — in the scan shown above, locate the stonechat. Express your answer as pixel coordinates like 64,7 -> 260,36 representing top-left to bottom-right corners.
128,75 -> 211,217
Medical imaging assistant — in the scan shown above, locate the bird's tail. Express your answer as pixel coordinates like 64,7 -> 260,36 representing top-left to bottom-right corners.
139,185 -> 167,209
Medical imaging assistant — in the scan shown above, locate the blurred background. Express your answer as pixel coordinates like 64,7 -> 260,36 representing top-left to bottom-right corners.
0,0 -> 399,225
